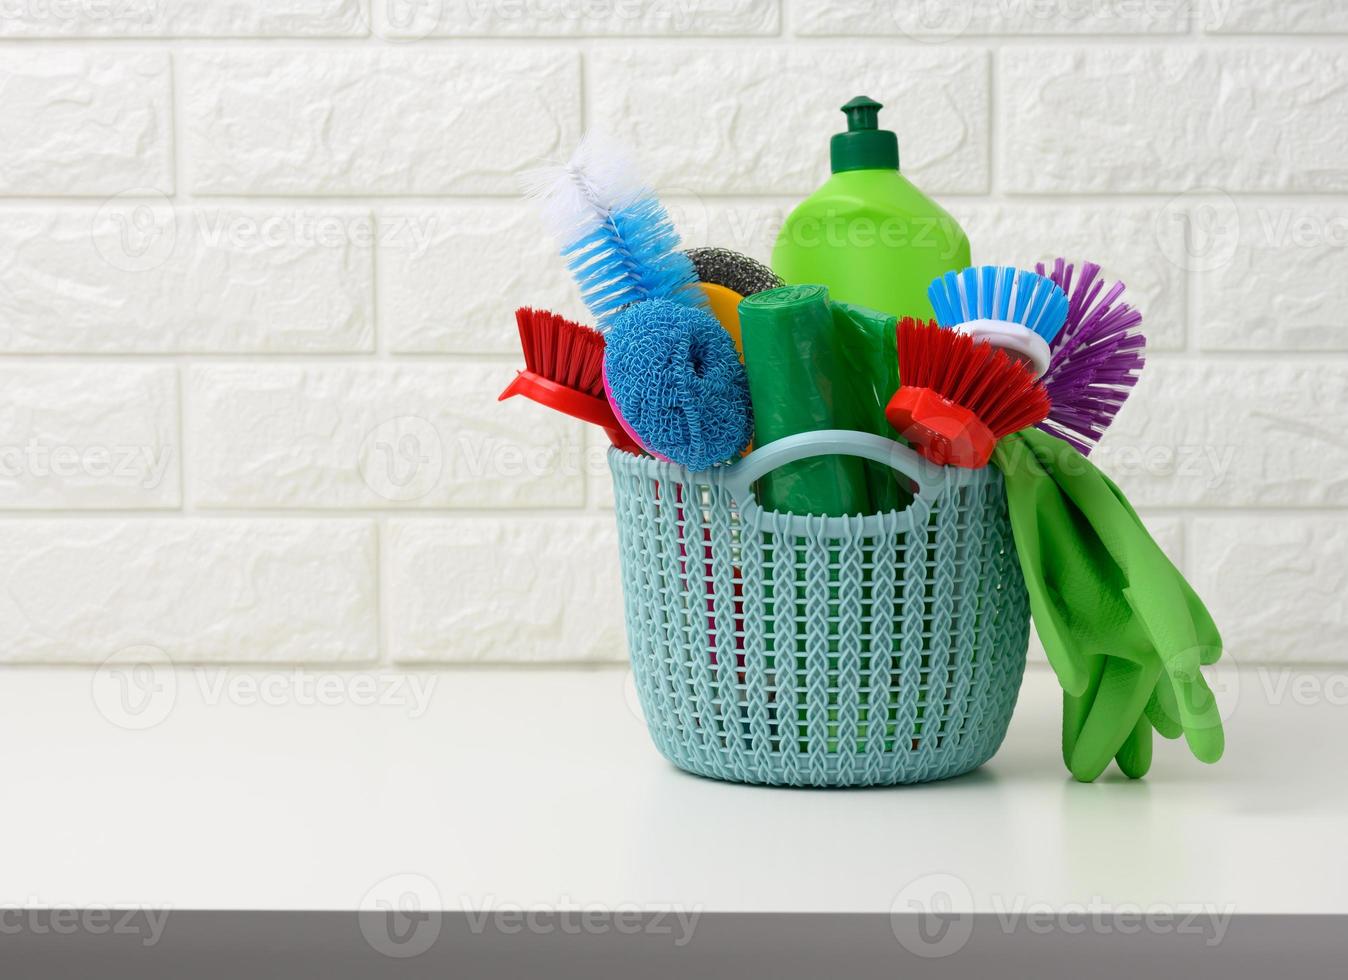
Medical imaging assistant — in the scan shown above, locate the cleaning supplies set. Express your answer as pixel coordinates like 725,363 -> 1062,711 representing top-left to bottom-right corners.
501,98 -> 1223,787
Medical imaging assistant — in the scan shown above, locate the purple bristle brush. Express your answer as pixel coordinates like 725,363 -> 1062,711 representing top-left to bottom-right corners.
1033,258 -> 1146,455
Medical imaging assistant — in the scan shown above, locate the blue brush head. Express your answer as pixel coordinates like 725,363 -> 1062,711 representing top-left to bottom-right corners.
928,265 -> 1071,345
603,299 -> 752,471
563,195 -> 706,328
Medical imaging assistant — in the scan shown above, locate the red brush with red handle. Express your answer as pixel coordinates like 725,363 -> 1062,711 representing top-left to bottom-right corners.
887,317 -> 1051,468
499,307 -> 642,454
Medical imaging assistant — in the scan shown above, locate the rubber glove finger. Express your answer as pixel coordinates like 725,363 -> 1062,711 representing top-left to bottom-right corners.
1173,668 -> 1225,764
1069,656 -> 1161,783
1122,587 -> 1224,763
1145,678 -> 1183,740
1062,655 -> 1107,769
1148,652 -> 1225,763
1114,712 -> 1153,779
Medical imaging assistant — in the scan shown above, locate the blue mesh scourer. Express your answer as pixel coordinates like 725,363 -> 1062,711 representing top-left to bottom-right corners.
603,300 -> 752,471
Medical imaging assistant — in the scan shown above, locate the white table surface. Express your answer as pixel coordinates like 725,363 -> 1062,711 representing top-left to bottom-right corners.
2,663 -> 1342,914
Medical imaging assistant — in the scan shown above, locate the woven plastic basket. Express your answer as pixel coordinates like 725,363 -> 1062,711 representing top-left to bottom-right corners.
609,431 -> 1030,787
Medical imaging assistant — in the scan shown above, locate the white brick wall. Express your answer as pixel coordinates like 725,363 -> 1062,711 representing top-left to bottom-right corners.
0,1 -> 1344,667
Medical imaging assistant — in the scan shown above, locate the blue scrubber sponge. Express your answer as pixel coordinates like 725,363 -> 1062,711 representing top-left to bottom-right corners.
603,300 -> 752,471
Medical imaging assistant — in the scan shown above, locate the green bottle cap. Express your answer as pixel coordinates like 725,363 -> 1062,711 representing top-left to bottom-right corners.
830,96 -> 900,173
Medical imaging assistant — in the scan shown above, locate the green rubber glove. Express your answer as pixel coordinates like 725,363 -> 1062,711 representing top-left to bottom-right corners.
992,429 -> 1224,782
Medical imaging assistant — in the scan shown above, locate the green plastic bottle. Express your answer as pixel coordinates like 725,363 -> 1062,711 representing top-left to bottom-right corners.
771,96 -> 971,321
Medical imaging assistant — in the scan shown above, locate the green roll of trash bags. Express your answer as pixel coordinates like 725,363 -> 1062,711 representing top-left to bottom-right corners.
830,301 -> 908,513
739,285 -> 872,517
992,428 -> 1224,782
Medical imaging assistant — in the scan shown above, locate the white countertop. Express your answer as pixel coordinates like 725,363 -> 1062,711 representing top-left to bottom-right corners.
3,663 -> 1342,914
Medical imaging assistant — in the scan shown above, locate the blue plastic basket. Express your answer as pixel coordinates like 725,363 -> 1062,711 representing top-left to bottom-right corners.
609,431 -> 1030,787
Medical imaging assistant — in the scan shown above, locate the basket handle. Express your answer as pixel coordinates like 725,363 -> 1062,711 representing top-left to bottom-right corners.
718,430 -> 943,516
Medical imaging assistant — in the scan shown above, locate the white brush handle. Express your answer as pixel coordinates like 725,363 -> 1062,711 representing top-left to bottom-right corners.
954,319 -> 1051,378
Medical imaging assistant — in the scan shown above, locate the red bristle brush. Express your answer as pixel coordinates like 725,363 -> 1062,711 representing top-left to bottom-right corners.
499,307 -> 642,453
886,317 -> 1051,468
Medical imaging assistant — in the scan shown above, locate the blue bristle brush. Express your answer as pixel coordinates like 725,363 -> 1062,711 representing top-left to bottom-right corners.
522,134 -> 706,329
928,265 -> 1071,378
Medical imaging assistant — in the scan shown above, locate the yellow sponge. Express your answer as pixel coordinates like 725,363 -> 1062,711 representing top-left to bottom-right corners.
699,281 -> 745,358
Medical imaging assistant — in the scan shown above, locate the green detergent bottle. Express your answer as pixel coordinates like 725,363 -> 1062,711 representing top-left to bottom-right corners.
772,96 -> 970,321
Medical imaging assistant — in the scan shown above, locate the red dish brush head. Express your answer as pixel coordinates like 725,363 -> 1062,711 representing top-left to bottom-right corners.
887,317 -> 1051,468
506,306 -> 604,394
500,307 -> 641,452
